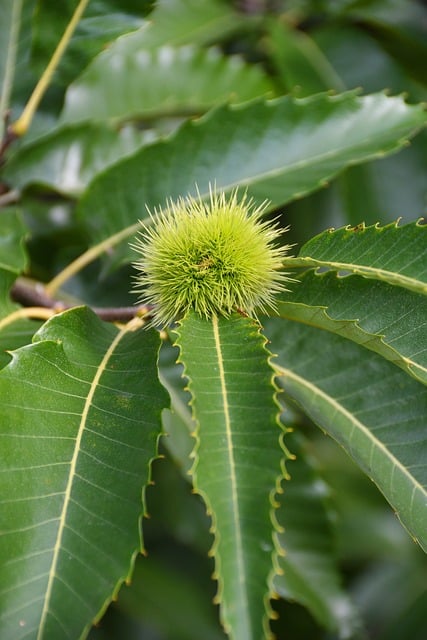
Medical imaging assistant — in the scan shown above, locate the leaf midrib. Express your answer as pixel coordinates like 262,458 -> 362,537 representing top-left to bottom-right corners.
211,315 -> 247,610
37,323 -> 129,639
283,257 -> 426,294
277,301 -> 427,384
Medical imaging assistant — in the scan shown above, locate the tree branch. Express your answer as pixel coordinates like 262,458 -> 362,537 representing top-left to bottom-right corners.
10,278 -> 151,323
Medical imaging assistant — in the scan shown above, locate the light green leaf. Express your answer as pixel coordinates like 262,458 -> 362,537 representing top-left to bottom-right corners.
3,122 -> 146,195
175,312 -> 287,640
266,318 -> 427,552
61,44 -> 273,124
107,0 -> 241,51
275,434 -> 361,638
277,270 -> 427,384
0,208 -> 27,275
287,220 -> 427,294
0,307 -> 168,640
77,92 -> 427,259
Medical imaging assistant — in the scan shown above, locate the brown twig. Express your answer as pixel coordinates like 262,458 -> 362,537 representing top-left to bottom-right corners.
10,278 -> 151,323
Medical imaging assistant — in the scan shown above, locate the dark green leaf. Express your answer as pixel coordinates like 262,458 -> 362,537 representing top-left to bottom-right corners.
359,20 -> 427,89
0,307 -> 168,639
3,123 -> 146,195
30,0 -> 152,86
267,318 -> 427,552
277,270 -> 427,384
0,317 -> 42,369
109,552 -> 226,640
267,20 -> 345,96
0,0 -> 23,138
109,0 -> 241,51
176,312 -> 287,640
0,208 -> 28,274
275,433 -> 361,638
288,220 -> 427,294
77,92 -> 427,259
313,23 -> 425,99
0,209 -> 37,368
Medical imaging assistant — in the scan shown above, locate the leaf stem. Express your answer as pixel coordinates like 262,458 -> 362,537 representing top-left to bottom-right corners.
0,306 -> 55,330
44,221 -> 141,296
10,0 -> 90,137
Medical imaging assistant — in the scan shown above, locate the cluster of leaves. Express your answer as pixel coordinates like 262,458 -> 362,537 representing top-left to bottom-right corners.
0,1 -> 426,639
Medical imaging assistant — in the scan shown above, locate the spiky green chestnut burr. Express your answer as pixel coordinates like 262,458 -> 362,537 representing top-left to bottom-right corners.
132,188 -> 291,326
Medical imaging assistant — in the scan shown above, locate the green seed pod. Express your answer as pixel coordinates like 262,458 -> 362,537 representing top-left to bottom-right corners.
131,188 -> 292,326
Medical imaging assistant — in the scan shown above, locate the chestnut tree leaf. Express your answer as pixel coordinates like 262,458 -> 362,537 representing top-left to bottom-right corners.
175,312 -> 288,640
0,307 -> 168,640
266,318 -> 427,553
3,122 -> 146,196
76,92 -> 427,262
30,0 -> 152,86
0,208 -> 37,369
287,220 -> 427,294
60,44 -> 273,125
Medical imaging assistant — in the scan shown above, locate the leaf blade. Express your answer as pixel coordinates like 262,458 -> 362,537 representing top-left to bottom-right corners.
61,44 -> 273,124
287,220 -> 427,293
0,0 -> 24,139
30,0 -> 151,87
176,312 -> 287,640
0,307 -> 168,639
76,92 -> 427,257
277,270 -> 427,384
3,122 -> 146,196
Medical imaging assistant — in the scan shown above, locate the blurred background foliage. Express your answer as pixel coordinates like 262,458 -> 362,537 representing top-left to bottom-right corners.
1,0 -> 426,638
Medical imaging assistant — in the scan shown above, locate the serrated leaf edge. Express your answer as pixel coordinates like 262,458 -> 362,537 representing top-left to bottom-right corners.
276,299 -> 426,385
61,43 -> 273,125
48,92 -> 425,293
273,362 -> 427,549
174,313 -> 292,639
15,310 -> 165,639
285,257 -> 426,295
285,220 -> 427,295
